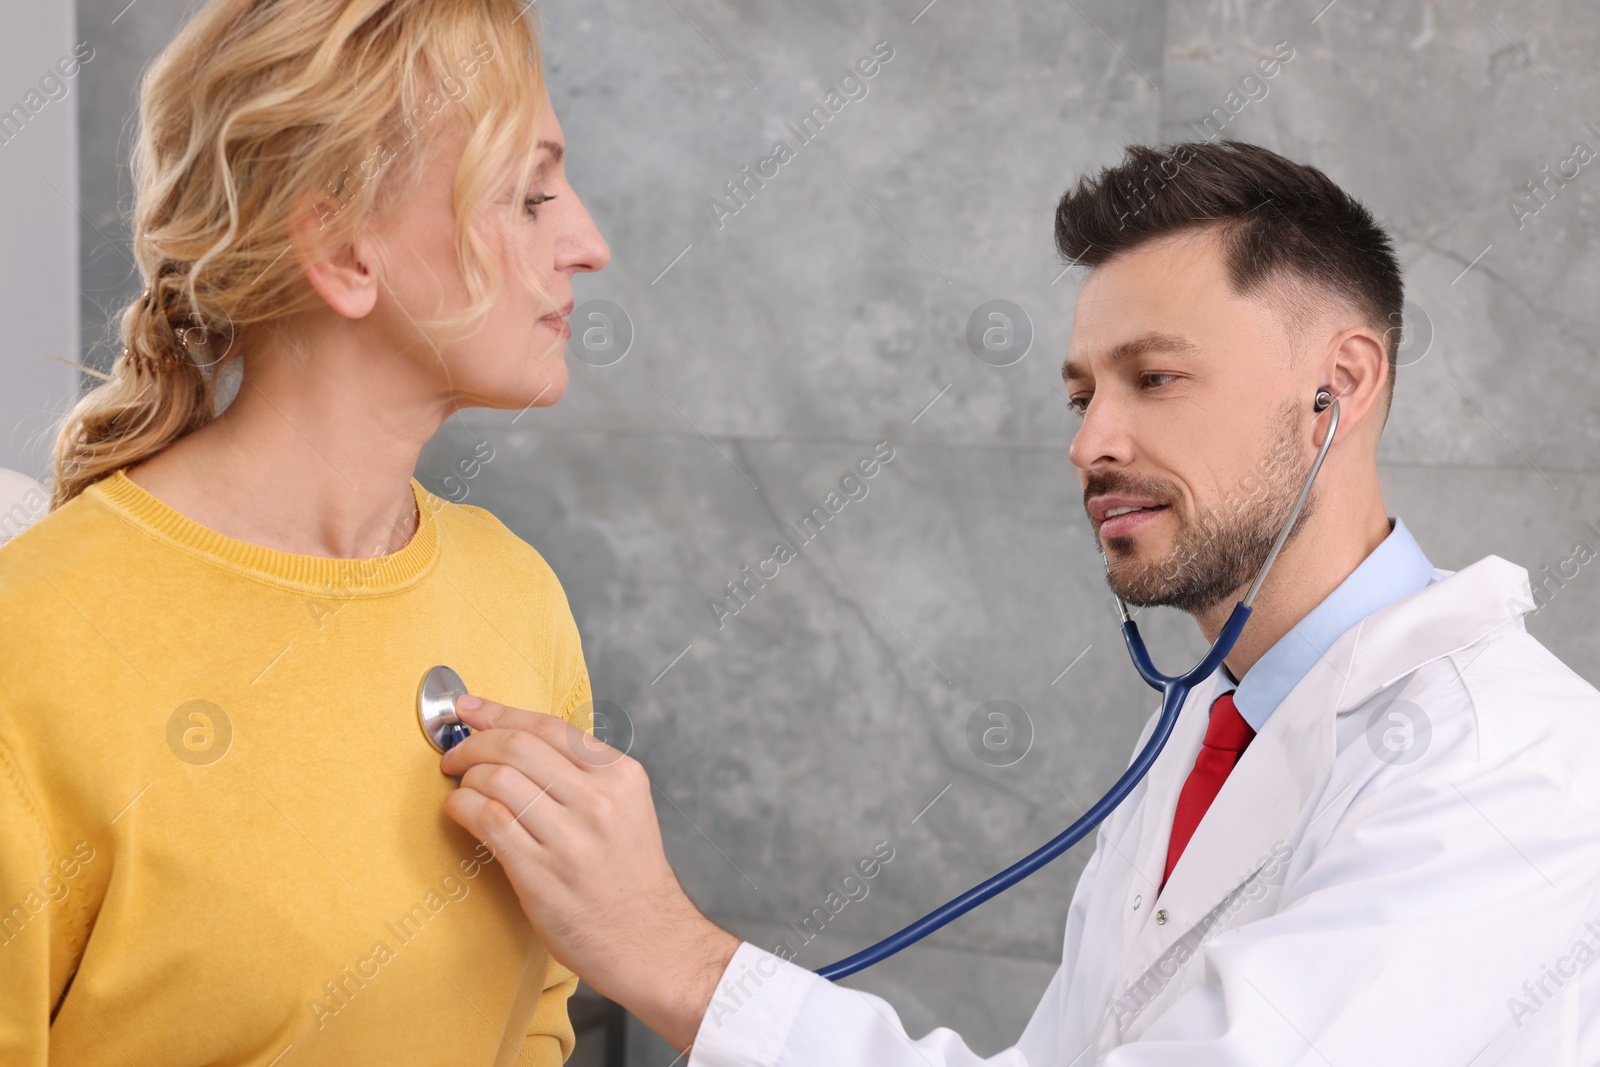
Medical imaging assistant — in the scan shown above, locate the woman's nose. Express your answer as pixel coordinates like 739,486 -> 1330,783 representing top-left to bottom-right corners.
562,195 -> 610,275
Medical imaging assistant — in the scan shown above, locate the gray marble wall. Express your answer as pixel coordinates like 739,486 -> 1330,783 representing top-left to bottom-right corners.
73,0 -> 1600,1061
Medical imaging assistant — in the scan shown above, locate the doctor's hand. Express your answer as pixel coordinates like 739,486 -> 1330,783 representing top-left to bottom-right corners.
439,695 -> 740,1052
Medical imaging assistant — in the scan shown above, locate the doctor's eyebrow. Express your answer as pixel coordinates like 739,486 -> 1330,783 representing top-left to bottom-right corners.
1062,331 -> 1199,384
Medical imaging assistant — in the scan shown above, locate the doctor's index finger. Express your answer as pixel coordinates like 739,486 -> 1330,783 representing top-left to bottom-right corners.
444,694 -> 616,773
462,692 -> 632,769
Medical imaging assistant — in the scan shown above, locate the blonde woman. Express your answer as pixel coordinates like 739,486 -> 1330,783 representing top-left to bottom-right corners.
0,0 -> 608,1062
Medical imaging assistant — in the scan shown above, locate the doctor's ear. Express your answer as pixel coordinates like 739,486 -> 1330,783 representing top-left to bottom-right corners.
1316,323 -> 1388,445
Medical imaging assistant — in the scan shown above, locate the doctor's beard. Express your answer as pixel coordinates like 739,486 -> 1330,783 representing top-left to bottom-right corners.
1095,397 -> 1319,616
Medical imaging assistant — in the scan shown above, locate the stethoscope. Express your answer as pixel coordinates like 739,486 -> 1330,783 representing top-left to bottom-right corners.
416,389 -> 1340,984
418,665 -> 473,753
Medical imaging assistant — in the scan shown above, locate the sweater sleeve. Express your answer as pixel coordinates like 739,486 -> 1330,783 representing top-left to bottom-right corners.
467,505 -> 592,1062
0,735 -> 57,1067
524,955 -> 582,1064
550,584 -> 593,735
456,500 -> 592,733
458,499 -> 593,1064
522,593 -> 589,1065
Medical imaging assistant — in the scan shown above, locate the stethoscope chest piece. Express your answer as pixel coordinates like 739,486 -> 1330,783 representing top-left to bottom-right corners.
418,664 -> 472,753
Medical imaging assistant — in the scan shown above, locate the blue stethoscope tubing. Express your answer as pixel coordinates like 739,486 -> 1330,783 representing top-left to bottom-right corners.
816,390 -> 1339,982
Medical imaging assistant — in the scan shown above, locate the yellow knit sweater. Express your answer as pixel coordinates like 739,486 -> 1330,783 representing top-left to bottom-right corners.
0,468 -> 592,1065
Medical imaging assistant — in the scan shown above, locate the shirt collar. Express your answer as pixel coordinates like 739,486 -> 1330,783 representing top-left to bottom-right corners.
1217,516 -> 1439,732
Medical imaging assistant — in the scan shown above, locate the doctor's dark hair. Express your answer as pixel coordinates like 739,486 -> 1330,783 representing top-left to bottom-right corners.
1054,140 -> 1404,415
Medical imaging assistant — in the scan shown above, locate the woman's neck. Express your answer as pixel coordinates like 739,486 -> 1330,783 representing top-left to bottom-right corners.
123,354 -> 443,560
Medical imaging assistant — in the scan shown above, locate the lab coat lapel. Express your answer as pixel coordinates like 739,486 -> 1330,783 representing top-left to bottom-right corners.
1104,555 -> 1534,1024
1140,651 -> 1332,929
1113,654 -> 1332,989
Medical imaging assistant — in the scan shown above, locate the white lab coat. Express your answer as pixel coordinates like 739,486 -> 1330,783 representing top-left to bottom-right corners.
688,555 -> 1600,1067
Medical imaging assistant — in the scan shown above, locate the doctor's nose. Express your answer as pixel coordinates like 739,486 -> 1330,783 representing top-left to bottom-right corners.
1068,401 -> 1135,472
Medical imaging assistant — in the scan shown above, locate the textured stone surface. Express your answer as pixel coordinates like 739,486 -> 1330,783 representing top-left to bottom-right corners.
1161,0 -> 1600,470
526,0 -> 1162,451
73,0 -> 1600,1062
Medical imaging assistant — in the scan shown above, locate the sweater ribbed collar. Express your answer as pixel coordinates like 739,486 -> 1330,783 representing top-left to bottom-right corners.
90,468 -> 441,595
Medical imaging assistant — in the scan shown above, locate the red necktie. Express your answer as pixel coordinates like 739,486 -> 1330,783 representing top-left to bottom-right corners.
1161,691 -> 1255,890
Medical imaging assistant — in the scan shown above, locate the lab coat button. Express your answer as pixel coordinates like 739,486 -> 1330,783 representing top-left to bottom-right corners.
1132,895 -> 1141,910
1155,908 -> 1168,925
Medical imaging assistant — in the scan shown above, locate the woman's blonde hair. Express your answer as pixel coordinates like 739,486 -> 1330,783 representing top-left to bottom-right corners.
49,0 -> 552,509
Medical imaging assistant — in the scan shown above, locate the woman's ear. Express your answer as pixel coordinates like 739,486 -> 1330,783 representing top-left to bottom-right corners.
289,193 -> 380,320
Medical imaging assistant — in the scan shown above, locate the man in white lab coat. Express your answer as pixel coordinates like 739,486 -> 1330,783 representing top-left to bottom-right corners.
440,140 -> 1600,1065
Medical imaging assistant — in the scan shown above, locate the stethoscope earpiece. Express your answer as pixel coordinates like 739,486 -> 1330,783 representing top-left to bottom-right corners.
1313,388 -> 1333,413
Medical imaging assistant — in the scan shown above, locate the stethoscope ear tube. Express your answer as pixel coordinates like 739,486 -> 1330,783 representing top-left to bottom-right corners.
814,602 -> 1252,983
815,393 -> 1337,981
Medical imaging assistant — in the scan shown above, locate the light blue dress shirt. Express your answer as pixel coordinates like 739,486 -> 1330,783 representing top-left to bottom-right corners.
1215,515 -> 1439,732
